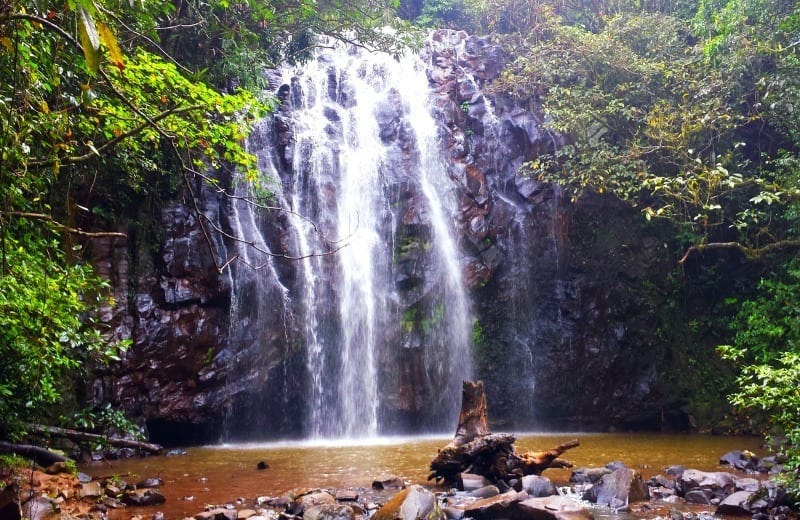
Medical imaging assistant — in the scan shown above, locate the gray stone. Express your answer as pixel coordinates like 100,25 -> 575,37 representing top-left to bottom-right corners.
461,473 -> 490,492
122,489 -> 167,506
582,468 -> 649,508
520,476 -> 557,498
470,485 -> 500,499
516,496 -> 594,520
238,509 -> 258,519
716,490 -> 755,516
569,468 -> 611,484
684,489 -> 713,505
676,469 -> 735,498
462,490 -> 527,520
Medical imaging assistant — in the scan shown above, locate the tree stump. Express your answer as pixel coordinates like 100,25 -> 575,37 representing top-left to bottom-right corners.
429,381 -> 579,486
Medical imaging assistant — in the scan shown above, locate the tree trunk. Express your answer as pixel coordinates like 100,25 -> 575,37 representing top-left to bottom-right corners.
429,381 -> 579,486
27,424 -> 163,454
0,441 -> 67,467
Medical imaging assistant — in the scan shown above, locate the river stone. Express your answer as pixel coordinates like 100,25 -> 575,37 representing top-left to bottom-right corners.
122,488 -> 167,506
684,489 -> 713,505
569,468 -> 611,484
334,490 -> 359,501
372,477 -> 405,490
0,484 -> 20,520
461,473 -> 491,492
582,468 -> 649,509
373,485 -> 439,520
462,490 -> 527,520
520,476 -> 557,498
734,477 -> 761,492
516,496 -> 594,520
303,504 -> 356,520
716,490 -> 755,516
676,470 -> 735,498
136,477 -> 165,488
195,508 -> 237,520
720,451 -> 758,472
297,491 -> 336,510
471,485 -> 500,499
237,509 -> 258,519
80,481 -> 103,498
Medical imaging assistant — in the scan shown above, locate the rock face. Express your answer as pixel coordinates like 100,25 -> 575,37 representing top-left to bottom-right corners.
93,30 -> 716,442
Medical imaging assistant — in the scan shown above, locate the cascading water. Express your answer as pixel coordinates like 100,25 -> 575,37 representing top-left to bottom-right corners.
226,41 -> 474,440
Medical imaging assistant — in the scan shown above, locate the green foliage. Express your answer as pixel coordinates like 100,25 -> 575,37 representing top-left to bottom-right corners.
65,403 -> 143,440
495,3 -> 800,256
0,0 -> 414,440
719,261 -> 800,500
0,226 -> 126,439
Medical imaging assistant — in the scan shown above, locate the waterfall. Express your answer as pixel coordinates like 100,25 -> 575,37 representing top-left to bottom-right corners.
226,42 -> 474,440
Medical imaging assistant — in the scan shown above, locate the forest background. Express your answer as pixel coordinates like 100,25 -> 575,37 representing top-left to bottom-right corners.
1,0 -> 799,500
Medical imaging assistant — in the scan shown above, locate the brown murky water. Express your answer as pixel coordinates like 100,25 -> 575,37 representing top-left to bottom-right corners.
80,433 -> 764,519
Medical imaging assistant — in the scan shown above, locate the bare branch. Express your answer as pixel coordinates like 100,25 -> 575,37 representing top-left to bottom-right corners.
678,239 -> 800,264
3,212 -> 126,238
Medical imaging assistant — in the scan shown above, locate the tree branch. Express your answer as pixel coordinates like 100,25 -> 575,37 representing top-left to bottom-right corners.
678,239 -> 800,264
3,212 -> 126,238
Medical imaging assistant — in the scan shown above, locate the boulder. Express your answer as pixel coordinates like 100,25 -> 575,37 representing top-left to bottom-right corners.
0,484 -> 21,520
676,470 -> 735,499
684,489 -> 713,505
516,496 -> 594,520
582,468 -> 649,510
716,490 -> 755,516
79,481 -> 103,499
195,509 -> 237,520
719,450 -> 759,472
519,476 -> 557,498
122,488 -> 167,506
462,490 -> 527,520
373,485 -> 439,520
569,468 -> 611,484
297,491 -> 336,510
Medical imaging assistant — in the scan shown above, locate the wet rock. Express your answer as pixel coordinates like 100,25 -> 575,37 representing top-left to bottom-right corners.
519,475 -> 557,498
122,489 -> 167,506
373,485 -> 439,520
582,468 -> 649,509
733,476 -> 760,492
648,475 -> 674,489
136,477 -> 165,488
297,491 -> 335,510
257,461 -> 269,470
196,509 -> 237,520
470,485 -> 500,499
461,473 -> 490,492
676,469 -> 735,499
569,467 -> 611,484
719,450 -> 759,472
684,489 -> 713,505
372,477 -> 405,490
237,509 -> 258,519
303,505 -> 356,520
716,490 -> 755,516
664,466 -> 686,478
442,506 -> 465,520
102,496 -> 126,509
516,496 -> 594,520
333,490 -> 358,502
166,449 -> 188,457
462,490 -> 527,520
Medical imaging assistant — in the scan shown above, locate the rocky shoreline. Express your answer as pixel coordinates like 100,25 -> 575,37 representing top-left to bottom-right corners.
4,449 -> 795,520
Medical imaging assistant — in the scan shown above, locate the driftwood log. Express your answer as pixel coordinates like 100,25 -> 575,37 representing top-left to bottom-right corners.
27,424 -> 164,454
0,441 -> 68,467
429,381 -> 578,486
